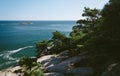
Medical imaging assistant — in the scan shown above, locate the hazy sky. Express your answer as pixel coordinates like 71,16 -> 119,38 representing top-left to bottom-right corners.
0,0 -> 109,20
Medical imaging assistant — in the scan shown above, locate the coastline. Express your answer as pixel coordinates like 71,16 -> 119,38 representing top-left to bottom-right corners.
0,21 -> 75,70
0,50 -> 93,76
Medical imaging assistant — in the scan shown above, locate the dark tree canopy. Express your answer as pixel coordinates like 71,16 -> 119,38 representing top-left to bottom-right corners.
34,0 -> 120,75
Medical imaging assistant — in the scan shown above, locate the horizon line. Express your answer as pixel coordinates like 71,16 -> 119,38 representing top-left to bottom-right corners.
0,19 -> 77,21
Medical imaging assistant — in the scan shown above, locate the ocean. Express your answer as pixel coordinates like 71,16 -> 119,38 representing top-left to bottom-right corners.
0,21 -> 75,70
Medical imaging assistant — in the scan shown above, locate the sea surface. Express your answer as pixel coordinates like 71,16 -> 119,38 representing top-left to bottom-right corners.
0,21 -> 75,70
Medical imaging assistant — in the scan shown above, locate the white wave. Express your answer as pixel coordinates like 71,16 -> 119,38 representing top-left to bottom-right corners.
9,46 -> 33,54
0,54 -> 3,57
0,61 -> 16,67
3,46 -> 33,60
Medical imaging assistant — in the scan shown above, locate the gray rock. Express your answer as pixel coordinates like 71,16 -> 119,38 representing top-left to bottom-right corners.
58,50 -> 69,57
46,56 -> 85,72
66,67 -> 93,76
37,55 -> 55,64
0,66 -> 23,76
37,51 -> 89,76
44,72 -> 64,76
37,55 -> 68,69
0,71 -> 24,76
37,51 -> 69,69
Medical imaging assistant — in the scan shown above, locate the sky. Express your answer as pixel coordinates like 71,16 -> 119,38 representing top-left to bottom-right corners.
0,0 -> 109,20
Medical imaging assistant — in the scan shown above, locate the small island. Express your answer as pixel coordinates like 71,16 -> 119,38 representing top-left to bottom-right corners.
20,22 -> 33,25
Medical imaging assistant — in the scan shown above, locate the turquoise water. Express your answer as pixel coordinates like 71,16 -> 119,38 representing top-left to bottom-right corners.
0,21 -> 75,70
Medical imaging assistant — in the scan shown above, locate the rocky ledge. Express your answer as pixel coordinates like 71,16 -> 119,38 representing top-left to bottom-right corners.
0,50 -> 120,76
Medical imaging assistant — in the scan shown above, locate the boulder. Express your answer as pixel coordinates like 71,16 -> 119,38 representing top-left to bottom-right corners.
0,66 -> 23,76
0,71 -> 23,76
10,66 -> 21,72
44,72 -> 64,76
0,71 -> 7,76
58,50 -> 69,57
37,55 -> 55,64
37,55 -> 58,68
46,56 -> 85,72
37,51 -> 69,69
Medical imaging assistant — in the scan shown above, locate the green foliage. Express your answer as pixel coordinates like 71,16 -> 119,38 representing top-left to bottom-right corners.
68,7 -> 102,56
83,0 -> 120,58
52,31 -> 66,41
34,0 -> 120,75
19,57 -> 43,76
48,31 -> 67,54
35,8 -> 102,56
35,31 -> 70,55
76,7 -> 101,34
36,40 -> 49,57
24,69 -> 43,76
24,63 -> 43,76
19,56 -> 37,70
80,0 -> 120,75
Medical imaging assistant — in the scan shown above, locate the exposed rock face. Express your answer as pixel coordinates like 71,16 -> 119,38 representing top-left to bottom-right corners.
37,55 -> 55,63
0,51 -> 93,76
37,50 -> 69,69
37,55 -> 67,69
46,56 -> 83,72
44,72 -> 64,76
10,66 -> 21,72
0,71 -> 23,76
37,51 -> 93,76
1,50 -> 120,76
0,66 -> 23,76
37,55 -> 56,67
58,50 -> 69,57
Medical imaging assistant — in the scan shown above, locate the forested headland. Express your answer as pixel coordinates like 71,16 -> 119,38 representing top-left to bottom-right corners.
1,0 -> 120,76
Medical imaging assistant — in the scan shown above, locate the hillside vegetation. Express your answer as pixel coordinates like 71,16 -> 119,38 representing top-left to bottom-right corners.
17,0 -> 120,76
